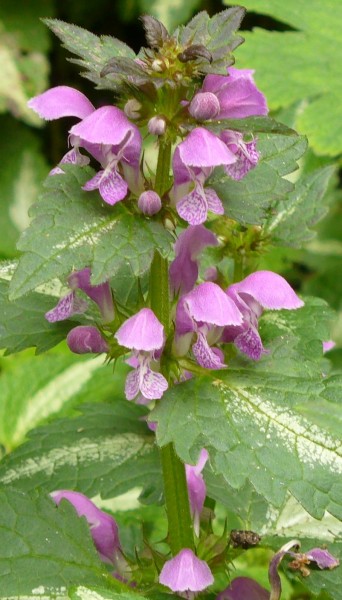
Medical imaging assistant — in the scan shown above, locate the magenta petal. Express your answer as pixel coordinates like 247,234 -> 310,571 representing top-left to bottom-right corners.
216,577 -> 269,600
186,449 -> 209,534
82,171 -> 104,191
192,332 -> 226,369
177,127 -> 236,168
28,86 -> 95,120
159,549 -> 214,592
51,490 -> 120,564
67,326 -> 109,354
323,340 -> 336,353
184,282 -> 243,327
177,186 -> 208,225
139,366 -> 168,400
234,326 -> 265,361
230,271 -> 304,310
70,106 -> 136,146
68,268 -> 114,322
189,92 -> 220,120
222,132 -> 259,180
205,188 -> 224,215
306,548 -> 340,570
99,169 -> 128,205
125,368 -> 140,401
45,292 -> 88,322
115,308 -> 164,352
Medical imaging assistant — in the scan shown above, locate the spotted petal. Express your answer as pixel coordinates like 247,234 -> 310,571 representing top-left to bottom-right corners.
192,331 -> 226,369
140,365 -> 168,400
177,186 -> 208,225
45,292 -> 87,323
234,325 -> 266,361
125,368 -> 140,401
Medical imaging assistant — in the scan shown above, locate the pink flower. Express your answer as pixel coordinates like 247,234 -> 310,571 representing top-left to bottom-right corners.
159,548 -> 214,593
185,449 -> 209,535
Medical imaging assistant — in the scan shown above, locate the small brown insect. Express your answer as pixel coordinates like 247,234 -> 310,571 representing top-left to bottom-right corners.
229,529 -> 261,549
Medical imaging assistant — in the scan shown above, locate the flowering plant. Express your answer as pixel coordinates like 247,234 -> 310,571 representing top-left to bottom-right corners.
0,6 -> 340,600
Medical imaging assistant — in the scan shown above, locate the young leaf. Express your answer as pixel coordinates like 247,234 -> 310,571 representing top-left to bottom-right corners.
265,165 -> 336,247
233,0 -> 342,155
9,165 -> 173,299
209,133 -> 307,225
174,7 -> 246,73
0,488 -> 112,596
0,403 -> 162,504
43,19 -> 135,90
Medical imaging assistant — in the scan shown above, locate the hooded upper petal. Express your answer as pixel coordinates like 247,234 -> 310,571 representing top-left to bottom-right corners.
159,548 -> 214,592
28,86 -> 95,120
176,127 -> 236,169
227,271 -> 304,311
115,308 -> 164,352
70,106 -> 140,148
182,282 -> 243,327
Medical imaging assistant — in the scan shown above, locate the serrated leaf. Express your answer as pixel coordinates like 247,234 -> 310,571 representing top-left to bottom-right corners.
266,165 -> 336,247
0,488 -> 112,596
9,165 -> 172,299
0,275 -> 73,355
140,0 -> 202,32
209,133 -> 307,225
206,116 -> 295,136
0,403 -> 162,504
232,0 -> 342,155
0,354 -> 126,450
44,19 -> 135,90
174,7 -> 245,73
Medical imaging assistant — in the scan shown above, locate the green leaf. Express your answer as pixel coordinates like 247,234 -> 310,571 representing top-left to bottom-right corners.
174,7 -> 245,73
206,115 -> 296,136
0,487 -> 112,596
44,19 -> 135,90
266,165 -> 336,247
70,587 -> 148,600
0,116 -> 49,257
0,403 -> 162,504
9,165 -> 173,299
0,353 -> 126,450
209,133 -> 307,225
0,267 -> 73,355
232,0 -> 342,155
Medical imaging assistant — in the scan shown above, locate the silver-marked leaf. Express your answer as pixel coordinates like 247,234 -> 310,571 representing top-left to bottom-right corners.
9,165 -> 172,299
152,368 -> 342,520
0,403 -> 162,504
70,587 -> 148,600
0,488 -> 113,596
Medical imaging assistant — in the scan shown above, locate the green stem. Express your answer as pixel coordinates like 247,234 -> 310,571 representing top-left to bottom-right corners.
149,140 -> 194,555
160,443 -> 195,554
154,138 -> 172,197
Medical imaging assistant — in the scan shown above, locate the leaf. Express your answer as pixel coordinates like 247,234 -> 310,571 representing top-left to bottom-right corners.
139,0 -> 203,32
209,133 -> 307,225
232,0 -> 342,155
70,586 -> 148,600
0,116 -> 49,258
266,165 -> 336,247
44,19 -> 135,90
9,165 -> 173,299
0,487 -> 112,596
0,271 -> 74,355
206,116 -> 296,136
174,7 -> 245,73
0,353 -> 127,451
0,403 -> 162,505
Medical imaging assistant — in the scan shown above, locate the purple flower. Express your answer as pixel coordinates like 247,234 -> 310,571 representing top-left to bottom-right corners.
169,225 -> 218,296
175,282 -> 242,369
115,308 -> 168,402
185,448 -> 209,535
223,271 -> 304,361
159,548 -> 214,593
28,86 -> 142,206
220,130 -> 259,181
70,106 -> 142,205
197,67 -> 268,120
323,340 -> 336,353
51,490 -> 120,565
305,548 -> 339,570
45,268 -> 114,324
67,326 -> 109,354
68,268 -> 115,322
216,577 -> 269,600
172,128 -> 236,225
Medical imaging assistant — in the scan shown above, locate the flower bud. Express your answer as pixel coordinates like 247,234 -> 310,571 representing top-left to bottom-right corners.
148,115 -> 166,136
189,92 -> 220,120
138,190 -> 162,216
67,326 -> 109,354
124,98 -> 142,120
